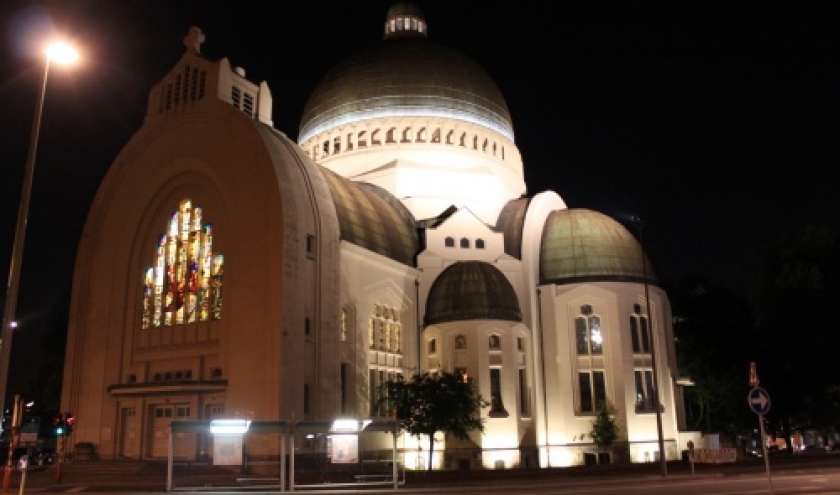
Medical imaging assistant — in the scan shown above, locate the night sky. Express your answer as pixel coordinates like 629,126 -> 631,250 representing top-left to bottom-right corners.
1,1 -> 838,393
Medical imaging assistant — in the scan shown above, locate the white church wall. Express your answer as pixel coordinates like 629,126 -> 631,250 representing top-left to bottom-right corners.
423,319 -> 533,469
539,281 -> 681,465
340,241 -> 419,417
311,116 -> 525,224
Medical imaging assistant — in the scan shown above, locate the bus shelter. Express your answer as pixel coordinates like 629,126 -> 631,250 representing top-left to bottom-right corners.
167,419 -> 288,491
166,418 -> 401,491
291,419 -> 402,490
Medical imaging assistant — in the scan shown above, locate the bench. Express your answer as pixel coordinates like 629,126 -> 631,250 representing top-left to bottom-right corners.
353,474 -> 393,483
236,477 -> 280,486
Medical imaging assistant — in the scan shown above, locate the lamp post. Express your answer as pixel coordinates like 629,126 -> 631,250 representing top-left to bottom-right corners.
0,41 -> 78,455
632,216 -> 667,477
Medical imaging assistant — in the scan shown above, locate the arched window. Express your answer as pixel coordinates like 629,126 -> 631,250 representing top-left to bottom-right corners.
575,305 -> 603,355
445,237 -> 455,248
634,369 -> 657,412
141,199 -> 223,328
369,304 -> 402,352
630,303 -> 651,354
460,238 -> 470,248
489,368 -> 508,417
476,239 -> 485,249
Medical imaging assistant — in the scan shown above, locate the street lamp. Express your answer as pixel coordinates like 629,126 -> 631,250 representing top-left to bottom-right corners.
631,216 -> 667,477
0,40 -> 79,433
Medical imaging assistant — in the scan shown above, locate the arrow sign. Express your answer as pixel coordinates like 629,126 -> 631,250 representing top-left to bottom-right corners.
748,387 -> 771,415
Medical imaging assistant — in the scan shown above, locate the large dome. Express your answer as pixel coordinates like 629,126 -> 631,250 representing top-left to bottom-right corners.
298,4 -> 513,143
540,209 -> 658,285
425,261 -> 522,325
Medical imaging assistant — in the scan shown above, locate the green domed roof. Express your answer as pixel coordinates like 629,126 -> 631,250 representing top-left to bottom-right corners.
540,209 -> 657,285
425,261 -> 522,325
321,168 -> 418,265
299,7 -> 513,143
495,197 -> 530,259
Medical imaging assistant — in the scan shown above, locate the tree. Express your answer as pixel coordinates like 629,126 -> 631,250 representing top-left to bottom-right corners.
590,405 -> 618,451
667,276 -> 758,437
756,226 -> 840,444
381,371 -> 488,470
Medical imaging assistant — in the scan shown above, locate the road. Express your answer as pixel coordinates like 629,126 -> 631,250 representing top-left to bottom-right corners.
10,454 -> 840,494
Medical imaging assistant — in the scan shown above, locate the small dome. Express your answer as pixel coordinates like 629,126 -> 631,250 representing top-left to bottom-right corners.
387,2 -> 424,18
299,5 -> 513,143
425,261 -> 522,325
540,209 -> 657,285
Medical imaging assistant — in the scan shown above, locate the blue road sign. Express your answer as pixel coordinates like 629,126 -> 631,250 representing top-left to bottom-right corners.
748,387 -> 771,415
16,455 -> 28,472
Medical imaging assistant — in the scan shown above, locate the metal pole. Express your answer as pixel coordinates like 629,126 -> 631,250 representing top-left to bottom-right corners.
166,425 -> 174,492
392,422 -> 398,490
0,55 -> 51,427
2,395 -> 22,492
759,415 -> 773,493
633,216 -> 667,477
289,426 -> 295,492
55,412 -> 67,483
280,425 -> 286,491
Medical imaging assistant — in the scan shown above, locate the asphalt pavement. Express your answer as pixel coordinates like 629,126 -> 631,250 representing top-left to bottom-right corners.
7,453 -> 840,494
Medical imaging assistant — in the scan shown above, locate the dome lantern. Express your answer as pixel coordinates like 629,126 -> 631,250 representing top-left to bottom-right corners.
384,2 -> 428,40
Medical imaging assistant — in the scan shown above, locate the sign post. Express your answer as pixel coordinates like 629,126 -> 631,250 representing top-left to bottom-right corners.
687,440 -> 695,475
748,382 -> 772,494
15,456 -> 27,495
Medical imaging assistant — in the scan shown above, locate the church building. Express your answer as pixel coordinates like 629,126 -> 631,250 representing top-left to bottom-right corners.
61,3 -> 688,469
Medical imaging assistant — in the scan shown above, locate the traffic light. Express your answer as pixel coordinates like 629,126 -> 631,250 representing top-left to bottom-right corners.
53,412 -> 75,436
65,413 -> 75,434
52,414 -> 63,436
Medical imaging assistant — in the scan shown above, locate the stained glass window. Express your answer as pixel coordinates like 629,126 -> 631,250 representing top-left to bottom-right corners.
141,199 -> 223,328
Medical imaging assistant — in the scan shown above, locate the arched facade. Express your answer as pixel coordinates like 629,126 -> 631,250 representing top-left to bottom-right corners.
61,4 -> 688,469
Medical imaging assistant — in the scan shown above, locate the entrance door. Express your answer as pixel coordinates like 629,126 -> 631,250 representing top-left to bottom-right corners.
198,404 -> 224,462
148,405 -> 173,458
119,408 -> 140,459
147,404 -> 195,459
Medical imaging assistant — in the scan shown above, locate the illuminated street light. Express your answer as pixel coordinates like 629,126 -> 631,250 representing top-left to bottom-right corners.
0,39 -> 79,437
632,215 -> 667,477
